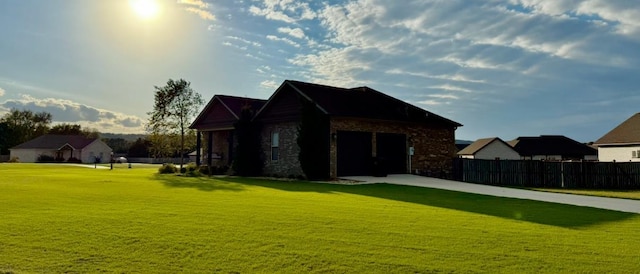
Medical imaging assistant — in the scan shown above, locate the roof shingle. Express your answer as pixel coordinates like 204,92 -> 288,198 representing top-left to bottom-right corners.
595,113 -> 640,145
11,135 -> 97,150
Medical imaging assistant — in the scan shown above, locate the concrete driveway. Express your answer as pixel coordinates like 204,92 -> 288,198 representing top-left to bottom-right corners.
341,174 -> 640,214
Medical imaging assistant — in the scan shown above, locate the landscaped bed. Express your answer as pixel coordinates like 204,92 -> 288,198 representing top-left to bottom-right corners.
529,188 -> 640,200
1,164 -> 639,273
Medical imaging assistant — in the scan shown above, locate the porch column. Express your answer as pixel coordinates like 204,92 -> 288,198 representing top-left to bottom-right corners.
207,131 -> 213,167
196,131 -> 202,166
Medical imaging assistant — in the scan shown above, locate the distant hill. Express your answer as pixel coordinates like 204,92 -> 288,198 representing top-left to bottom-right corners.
455,139 -> 474,145
101,133 -> 147,141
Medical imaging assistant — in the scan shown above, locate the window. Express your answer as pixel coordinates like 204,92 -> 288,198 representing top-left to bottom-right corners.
633,151 -> 637,158
271,132 -> 279,161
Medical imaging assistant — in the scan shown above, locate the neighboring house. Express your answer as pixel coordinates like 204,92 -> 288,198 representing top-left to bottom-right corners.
594,113 -> 640,162
189,95 -> 267,167
191,80 -> 462,179
9,134 -> 112,163
457,137 -> 520,160
507,135 -> 597,161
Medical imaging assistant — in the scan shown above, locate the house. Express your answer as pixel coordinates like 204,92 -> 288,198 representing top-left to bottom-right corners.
457,137 -> 520,160
594,113 -> 640,162
192,80 -> 462,179
507,135 -> 597,161
9,134 -> 112,163
189,95 -> 267,167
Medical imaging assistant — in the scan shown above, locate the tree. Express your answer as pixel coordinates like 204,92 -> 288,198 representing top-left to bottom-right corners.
297,99 -> 330,180
0,109 -> 52,150
49,123 -> 100,139
232,106 -> 263,176
147,79 -> 204,168
128,137 -> 152,157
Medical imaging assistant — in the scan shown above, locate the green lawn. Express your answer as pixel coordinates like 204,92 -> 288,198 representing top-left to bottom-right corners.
1,164 -> 639,273
530,188 -> 640,200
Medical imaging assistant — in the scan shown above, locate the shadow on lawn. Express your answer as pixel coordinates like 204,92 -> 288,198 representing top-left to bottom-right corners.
153,174 -> 245,192
216,177 -> 638,228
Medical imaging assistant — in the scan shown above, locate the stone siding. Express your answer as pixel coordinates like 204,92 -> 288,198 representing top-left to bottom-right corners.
261,122 -> 304,177
329,117 -> 456,178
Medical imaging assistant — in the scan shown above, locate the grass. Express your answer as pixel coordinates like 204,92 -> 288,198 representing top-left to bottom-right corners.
530,188 -> 640,200
1,163 -> 639,273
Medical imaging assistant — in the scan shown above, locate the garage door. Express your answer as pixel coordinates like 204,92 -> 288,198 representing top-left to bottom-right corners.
337,131 -> 372,176
376,133 -> 407,174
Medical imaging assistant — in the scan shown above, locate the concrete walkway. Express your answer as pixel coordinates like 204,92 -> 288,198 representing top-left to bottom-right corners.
341,174 -> 640,214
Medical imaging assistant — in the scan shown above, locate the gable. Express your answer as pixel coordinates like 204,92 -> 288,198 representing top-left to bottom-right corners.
190,98 -> 239,130
254,84 -> 306,123
595,113 -> 640,145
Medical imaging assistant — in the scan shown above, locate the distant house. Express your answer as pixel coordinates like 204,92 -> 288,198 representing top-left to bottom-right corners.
10,134 -> 112,163
507,135 -> 597,161
191,80 -> 462,179
189,95 -> 267,167
457,137 -> 520,160
594,113 -> 640,162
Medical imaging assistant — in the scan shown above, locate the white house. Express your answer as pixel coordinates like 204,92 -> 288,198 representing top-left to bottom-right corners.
595,113 -> 640,162
10,134 -> 112,163
457,137 -> 521,160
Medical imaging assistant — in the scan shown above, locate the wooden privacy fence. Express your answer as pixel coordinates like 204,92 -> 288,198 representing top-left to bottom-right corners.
452,159 -> 640,189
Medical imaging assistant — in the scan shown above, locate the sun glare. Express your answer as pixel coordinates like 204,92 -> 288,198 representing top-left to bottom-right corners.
129,0 -> 161,20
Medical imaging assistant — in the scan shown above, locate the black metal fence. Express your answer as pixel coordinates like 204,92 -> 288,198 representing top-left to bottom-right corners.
452,158 -> 640,189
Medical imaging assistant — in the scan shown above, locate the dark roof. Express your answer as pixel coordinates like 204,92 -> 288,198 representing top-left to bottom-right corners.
457,137 -> 509,155
11,134 -> 98,150
508,135 -> 597,157
595,113 -> 640,145
190,95 -> 267,128
280,80 -> 462,127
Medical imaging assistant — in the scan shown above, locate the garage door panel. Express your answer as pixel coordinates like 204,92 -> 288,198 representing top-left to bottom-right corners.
337,131 -> 372,176
376,133 -> 407,174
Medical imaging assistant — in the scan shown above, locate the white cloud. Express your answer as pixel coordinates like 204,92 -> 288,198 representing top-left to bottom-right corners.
429,84 -> 473,93
277,27 -> 306,39
0,87 -> 5,97
226,36 -> 262,47
178,0 -> 216,21
184,7 -> 216,20
266,35 -> 300,47
260,80 -> 280,89
248,0 -> 316,23
427,94 -> 460,100
0,95 -> 145,133
178,0 -> 209,9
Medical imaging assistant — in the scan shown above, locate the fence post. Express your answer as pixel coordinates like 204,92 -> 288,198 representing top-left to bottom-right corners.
561,161 -> 565,188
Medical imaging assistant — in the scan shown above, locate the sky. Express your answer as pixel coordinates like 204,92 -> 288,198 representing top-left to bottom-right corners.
1,0 -> 639,142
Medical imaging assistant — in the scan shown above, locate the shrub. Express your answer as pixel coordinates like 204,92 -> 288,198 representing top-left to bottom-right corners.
55,156 -> 65,162
186,162 -> 198,172
180,167 -> 187,174
158,163 -> 177,174
198,165 -> 211,175
36,155 -> 55,163
214,165 -> 229,175
8,157 -> 19,163
67,157 -> 81,163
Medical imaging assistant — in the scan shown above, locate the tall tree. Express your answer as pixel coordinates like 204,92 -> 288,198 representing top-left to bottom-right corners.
0,109 -> 52,149
147,79 -> 204,168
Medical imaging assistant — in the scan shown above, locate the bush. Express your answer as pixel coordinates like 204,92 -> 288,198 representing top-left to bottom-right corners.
37,155 -> 55,163
67,157 -> 81,163
55,156 -> 65,162
158,163 -> 177,174
198,165 -> 211,175
8,157 -> 19,163
186,162 -> 198,172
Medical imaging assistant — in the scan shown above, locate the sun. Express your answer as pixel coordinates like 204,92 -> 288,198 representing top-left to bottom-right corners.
129,0 -> 161,20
